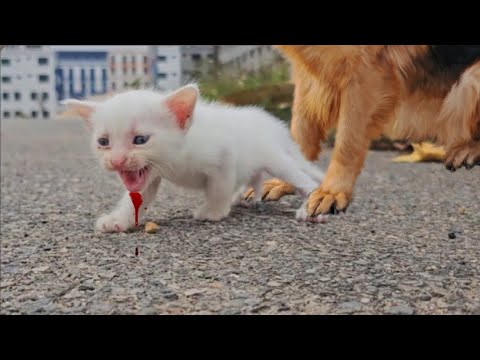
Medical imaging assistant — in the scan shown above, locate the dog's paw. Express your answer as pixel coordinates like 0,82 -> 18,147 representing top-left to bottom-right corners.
243,179 -> 295,202
307,187 -> 351,216
445,141 -> 480,171
235,195 -> 260,209
261,179 -> 296,202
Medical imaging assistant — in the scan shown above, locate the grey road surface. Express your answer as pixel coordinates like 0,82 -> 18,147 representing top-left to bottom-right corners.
1,119 -> 479,314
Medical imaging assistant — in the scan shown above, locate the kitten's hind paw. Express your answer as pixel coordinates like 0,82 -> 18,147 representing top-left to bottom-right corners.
295,201 -> 329,223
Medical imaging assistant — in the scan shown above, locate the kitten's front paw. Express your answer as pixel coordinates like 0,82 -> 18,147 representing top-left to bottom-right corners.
193,206 -> 230,221
96,213 -> 133,233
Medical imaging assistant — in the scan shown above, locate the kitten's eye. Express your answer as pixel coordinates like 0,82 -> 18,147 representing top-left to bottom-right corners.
98,137 -> 109,146
133,135 -> 149,145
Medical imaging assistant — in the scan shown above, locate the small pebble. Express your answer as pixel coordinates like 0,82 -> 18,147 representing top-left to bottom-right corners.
145,222 -> 160,234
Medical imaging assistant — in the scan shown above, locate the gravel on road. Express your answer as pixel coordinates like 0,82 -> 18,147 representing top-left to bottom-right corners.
1,119 -> 479,314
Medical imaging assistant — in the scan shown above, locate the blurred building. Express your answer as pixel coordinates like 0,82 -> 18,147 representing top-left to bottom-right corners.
0,45 -> 285,120
1,45 -> 57,119
180,45 -> 216,83
108,46 -> 152,92
150,46 -> 181,91
218,45 -> 282,73
52,45 -> 110,103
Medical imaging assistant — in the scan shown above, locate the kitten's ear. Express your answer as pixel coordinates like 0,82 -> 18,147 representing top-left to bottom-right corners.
165,84 -> 199,130
61,99 -> 99,127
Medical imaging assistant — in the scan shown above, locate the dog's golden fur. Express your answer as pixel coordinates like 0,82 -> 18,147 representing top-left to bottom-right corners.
255,45 -> 480,216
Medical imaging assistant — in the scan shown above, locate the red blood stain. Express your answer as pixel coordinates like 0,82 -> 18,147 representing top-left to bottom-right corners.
129,192 -> 143,226
135,246 -> 139,256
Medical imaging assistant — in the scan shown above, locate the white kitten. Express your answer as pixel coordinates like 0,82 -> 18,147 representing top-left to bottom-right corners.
63,84 -> 326,233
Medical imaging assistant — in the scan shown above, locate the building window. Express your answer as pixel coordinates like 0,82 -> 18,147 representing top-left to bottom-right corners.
122,56 -> 127,65
31,92 -> 37,100
124,81 -> 128,87
131,55 -> 136,65
1,58 -> 10,65
14,92 -> 21,101
157,73 -> 167,79
1,76 -> 11,83
250,49 -> 255,57
207,54 -> 214,60
2,93 -> 8,100
172,73 -> 177,77
112,82 -> 116,91
132,67 -> 136,75
192,54 -> 201,61
111,67 -> 115,75
16,75 -> 22,80
42,111 -> 50,118
42,92 -> 49,100
32,111 -> 38,118
157,55 -> 166,62
143,56 -> 148,64
3,111 -> 10,118
15,111 -> 22,117
39,75 -> 49,82
38,57 -> 49,65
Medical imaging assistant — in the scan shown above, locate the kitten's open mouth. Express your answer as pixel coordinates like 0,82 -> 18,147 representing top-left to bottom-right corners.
118,166 -> 150,192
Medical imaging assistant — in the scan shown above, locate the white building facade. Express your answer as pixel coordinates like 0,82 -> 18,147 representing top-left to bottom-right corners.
108,46 -> 152,91
150,46 -> 181,91
1,45 -> 57,119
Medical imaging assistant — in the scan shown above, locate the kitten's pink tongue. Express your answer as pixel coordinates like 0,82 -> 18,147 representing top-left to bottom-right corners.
118,169 -> 147,192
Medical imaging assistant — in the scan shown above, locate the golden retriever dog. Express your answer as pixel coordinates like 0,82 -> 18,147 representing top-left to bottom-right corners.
249,45 -> 480,218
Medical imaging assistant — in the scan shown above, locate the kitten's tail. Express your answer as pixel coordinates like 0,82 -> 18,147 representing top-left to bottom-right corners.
287,143 -> 325,183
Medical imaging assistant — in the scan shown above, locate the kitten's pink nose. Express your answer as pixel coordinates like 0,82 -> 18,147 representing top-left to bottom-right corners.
110,156 -> 127,169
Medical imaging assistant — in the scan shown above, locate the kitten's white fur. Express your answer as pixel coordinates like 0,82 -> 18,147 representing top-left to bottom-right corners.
63,85 -> 326,233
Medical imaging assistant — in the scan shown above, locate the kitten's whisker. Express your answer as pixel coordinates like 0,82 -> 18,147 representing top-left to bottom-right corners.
149,160 -> 174,176
146,161 -> 172,178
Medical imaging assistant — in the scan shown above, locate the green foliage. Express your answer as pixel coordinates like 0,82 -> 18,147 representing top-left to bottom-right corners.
198,61 -> 293,121
129,79 -> 142,89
